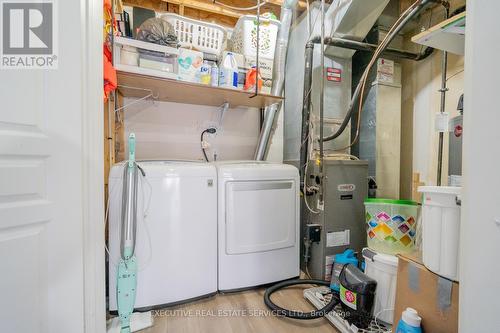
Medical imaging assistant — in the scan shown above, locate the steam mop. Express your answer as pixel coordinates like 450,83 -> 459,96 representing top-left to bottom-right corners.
107,134 -> 153,333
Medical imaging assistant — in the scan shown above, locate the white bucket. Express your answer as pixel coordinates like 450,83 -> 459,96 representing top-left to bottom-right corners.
418,186 -> 461,281
362,248 -> 398,324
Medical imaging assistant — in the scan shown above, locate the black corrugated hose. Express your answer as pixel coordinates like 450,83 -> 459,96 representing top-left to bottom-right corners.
263,279 -> 340,320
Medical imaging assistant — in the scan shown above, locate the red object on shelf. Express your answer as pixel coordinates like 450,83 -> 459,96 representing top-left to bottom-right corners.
243,67 -> 263,92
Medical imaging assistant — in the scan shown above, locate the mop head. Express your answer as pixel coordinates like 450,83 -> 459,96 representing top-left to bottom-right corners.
107,311 -> 154,333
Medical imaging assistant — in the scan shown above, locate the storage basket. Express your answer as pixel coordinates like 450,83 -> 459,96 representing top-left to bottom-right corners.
365,199 -> 419,255
230,15 -> 280,60
158,13 -> 226,55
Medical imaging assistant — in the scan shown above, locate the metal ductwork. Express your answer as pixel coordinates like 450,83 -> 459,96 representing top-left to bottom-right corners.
254,0 -> 298,161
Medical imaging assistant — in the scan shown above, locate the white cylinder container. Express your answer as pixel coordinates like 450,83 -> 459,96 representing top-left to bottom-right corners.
362,248 -> 398,324
418,186 -> 461,281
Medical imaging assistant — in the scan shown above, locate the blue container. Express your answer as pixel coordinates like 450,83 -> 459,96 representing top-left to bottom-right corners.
396,308 -> 422,333
330,249 -> 359,292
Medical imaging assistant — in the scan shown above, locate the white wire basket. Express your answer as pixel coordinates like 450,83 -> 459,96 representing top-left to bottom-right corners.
230,15 -> 281,60
158,13 -> 226,55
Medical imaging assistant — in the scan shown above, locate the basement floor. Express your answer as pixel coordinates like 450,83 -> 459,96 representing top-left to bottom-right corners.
143,284 -> 338,333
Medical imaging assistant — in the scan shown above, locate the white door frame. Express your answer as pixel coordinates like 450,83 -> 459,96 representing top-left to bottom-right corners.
82,0 -> 106,332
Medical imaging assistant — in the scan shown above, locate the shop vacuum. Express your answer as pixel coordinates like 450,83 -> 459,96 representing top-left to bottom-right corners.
264,261 -> 377,329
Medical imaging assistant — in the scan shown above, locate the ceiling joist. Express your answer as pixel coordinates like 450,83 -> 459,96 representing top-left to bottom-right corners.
124,0 -> 307,20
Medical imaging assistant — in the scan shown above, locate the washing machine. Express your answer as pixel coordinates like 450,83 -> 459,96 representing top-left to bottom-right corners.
108,161 -> 217,311
215,161 -> 300,291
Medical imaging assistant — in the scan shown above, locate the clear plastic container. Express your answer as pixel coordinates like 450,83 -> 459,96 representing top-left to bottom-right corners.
365,199 -> 418,255
113,36 -> 179,79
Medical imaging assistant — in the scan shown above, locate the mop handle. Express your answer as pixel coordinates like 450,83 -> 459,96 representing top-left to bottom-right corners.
128,133 -> 136,169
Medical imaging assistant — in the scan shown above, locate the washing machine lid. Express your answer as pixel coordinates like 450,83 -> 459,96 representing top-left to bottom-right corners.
214,161 -> 298,180
110,160 -> 215,179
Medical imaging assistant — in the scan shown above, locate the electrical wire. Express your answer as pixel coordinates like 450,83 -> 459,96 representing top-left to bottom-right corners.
200,128 -> 217,162
305,266 -> 312,279
373,308 -> 394,332
337,0 -> 425,151
320,0 -> 434,147
446,68 -> 464,82
213,0 -> 268,11
303,157 -> 320,215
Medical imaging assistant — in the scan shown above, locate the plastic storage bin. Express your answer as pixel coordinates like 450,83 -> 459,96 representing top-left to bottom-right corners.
230,15 -> 281,60
365,199 -> 418,255
418,186 -> 461,281
158,13 -> 226,55
113,36 -> 179,79
362,248 -> 398,324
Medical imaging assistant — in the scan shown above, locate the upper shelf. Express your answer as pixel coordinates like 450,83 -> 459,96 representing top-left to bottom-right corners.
412,11 -> 466,55
116,71 -> 283,109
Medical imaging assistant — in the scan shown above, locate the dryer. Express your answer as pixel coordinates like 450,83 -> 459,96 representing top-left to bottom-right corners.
215,162 -> 300,291
108,161 -> 217,311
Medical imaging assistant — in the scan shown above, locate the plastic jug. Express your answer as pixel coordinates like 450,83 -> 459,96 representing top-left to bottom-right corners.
396,308 -> 422,333
330,249 -> 359,292
219,52 -> 238,89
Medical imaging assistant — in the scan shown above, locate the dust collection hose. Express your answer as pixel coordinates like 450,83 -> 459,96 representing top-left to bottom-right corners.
264,279 -> 340,319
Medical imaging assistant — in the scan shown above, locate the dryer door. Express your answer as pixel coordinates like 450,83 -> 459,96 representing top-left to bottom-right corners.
225,180 -> 297,254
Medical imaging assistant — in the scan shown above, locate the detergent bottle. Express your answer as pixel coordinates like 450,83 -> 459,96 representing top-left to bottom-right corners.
219,52 -> 238,89
396,308 -> 422,333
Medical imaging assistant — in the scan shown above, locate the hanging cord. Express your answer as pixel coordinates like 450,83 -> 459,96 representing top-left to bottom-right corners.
337,0 -> 426,151
321,0 -> 438,145
212,0 -> 268,11
200,128 -> 217,162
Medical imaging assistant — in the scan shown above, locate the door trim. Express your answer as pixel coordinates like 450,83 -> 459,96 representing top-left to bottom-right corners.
82,0 -> 105,332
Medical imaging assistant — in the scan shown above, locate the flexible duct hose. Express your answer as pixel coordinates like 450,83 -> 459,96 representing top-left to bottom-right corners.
322,0 -> 439,143
264,279 -> 340,319
254,0 -> 298,160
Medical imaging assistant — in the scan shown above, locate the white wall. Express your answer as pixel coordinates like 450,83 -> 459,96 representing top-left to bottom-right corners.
400,0 -> 465,198
123,99 -> 261,161
460,1 -> 500,331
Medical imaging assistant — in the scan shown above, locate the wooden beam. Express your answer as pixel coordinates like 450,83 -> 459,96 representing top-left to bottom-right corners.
163,0 -> 242,18
266,0 -> 307,11
124,0 -> 307,28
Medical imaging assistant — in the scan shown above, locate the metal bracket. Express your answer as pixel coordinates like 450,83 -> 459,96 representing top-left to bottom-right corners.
115,85 -> 159,113
217,102 -> 230,127
250,0 -> 261,98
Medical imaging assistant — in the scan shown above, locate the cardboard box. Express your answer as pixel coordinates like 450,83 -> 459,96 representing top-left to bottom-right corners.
393,253 -> 459,333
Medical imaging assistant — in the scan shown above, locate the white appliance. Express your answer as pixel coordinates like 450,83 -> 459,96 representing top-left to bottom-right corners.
108,161 -> 218,310
418,186 -> 461,281
215,161 -> 300,291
